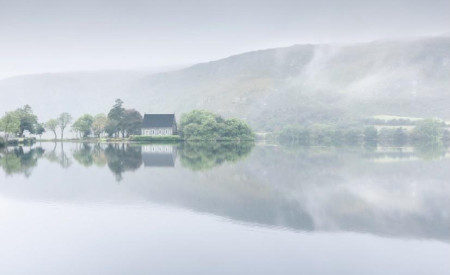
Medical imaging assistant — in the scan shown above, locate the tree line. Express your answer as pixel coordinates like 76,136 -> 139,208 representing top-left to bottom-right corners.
68,99 -> 142,139
278,119 -> 449,146
1,100 -> 255,142
0,99 -> 142,140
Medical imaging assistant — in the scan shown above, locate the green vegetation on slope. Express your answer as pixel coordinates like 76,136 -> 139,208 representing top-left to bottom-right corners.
278,119 -> 449,146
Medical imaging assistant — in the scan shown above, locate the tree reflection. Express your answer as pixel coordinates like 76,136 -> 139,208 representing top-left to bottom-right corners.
413,141 -> 447,160
71,143 -> 108,167
70,143 -> 143,181
279,141 -> 449,161
104,144 -> 142,181
0,146 -> 45,177
178,142 -> 254,171
44,142 -> 72,168
71,143 -> 142,181
72,143 -> 94,167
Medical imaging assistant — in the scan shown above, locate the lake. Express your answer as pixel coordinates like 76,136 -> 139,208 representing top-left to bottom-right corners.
0,142 -> 449,275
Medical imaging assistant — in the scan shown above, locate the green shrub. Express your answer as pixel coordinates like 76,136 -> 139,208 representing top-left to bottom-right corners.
278,125 -> 311,144
278,124 -> 363,146
180,110 -> 254,141
411,119 -> 443,144
363,126 -> 378,142
0,137 -> 5,148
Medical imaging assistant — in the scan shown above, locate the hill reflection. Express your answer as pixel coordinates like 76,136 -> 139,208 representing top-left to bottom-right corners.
1,142 -> 449,243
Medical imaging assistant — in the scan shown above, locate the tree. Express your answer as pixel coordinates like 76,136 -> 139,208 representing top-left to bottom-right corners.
58,113 -> 73,140
180,110 -> 254,141
411,119 -> 443,144
107,99 -> 125,137
0,112 -> 20,141
393,127 -> 407,145
105,119 -> 119,138
278,125 -> 310,144
223,118 -> 254,140
92,114 -> 108,138
72,114 -> 94,138
123,109 -> 142,137
45,119 -> 59,140
363,126 -> 378,143
15,105 -> 38,137
35,123 -> 46,139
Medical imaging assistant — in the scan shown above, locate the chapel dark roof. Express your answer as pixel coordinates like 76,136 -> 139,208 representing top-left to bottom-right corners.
142,114 -> 176,128
142,153 -> 176,167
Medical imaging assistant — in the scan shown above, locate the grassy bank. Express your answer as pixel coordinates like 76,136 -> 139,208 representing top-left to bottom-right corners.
6,137 -> 37,146
129,135 -> 182,143
37,134 -> 254,143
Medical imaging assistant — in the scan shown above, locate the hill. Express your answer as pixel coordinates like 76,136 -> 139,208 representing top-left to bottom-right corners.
1,36 -> 450,130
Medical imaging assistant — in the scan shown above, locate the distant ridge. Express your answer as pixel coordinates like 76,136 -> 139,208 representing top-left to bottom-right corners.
1,35 -> 450,130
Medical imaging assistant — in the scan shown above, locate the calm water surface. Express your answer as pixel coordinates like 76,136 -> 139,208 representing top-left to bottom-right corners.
0,142 -> 449,275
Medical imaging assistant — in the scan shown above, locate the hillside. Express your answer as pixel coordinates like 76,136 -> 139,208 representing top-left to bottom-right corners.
0,70 -> 146,121
1,36 -> 450,130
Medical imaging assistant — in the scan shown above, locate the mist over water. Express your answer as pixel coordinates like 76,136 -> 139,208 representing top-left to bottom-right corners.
0,142 -> 449,274
1,0 -> 450,274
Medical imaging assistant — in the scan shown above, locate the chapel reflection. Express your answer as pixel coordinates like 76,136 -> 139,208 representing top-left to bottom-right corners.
141,144 -> 177,167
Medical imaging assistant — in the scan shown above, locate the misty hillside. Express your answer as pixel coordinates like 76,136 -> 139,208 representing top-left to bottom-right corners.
1,36 -> 450,130
0,70 -> 147,121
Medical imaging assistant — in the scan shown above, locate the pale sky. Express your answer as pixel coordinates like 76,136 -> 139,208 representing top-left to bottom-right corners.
1,0 -> 450,79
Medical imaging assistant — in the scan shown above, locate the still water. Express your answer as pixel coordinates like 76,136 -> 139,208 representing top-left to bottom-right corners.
0,142 -> 449,275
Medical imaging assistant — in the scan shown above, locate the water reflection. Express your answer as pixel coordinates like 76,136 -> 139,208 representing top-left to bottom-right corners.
179,141 -> 254,170
0,146 -> 44,176
142,144 -> 177,167
45,142 -> 72,168
1,142 -> 449,243
104,144 -> 143,181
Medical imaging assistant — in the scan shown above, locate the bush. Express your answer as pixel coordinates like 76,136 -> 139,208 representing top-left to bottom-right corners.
278,125 -> 311,144
411,119 -> 443,143
363,126 -> 378,142
309,124 -> 335,145
180,110 -> 254,141
378,127 -> 408,145
0,137 -> 5,148
278,124 -> 364,146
